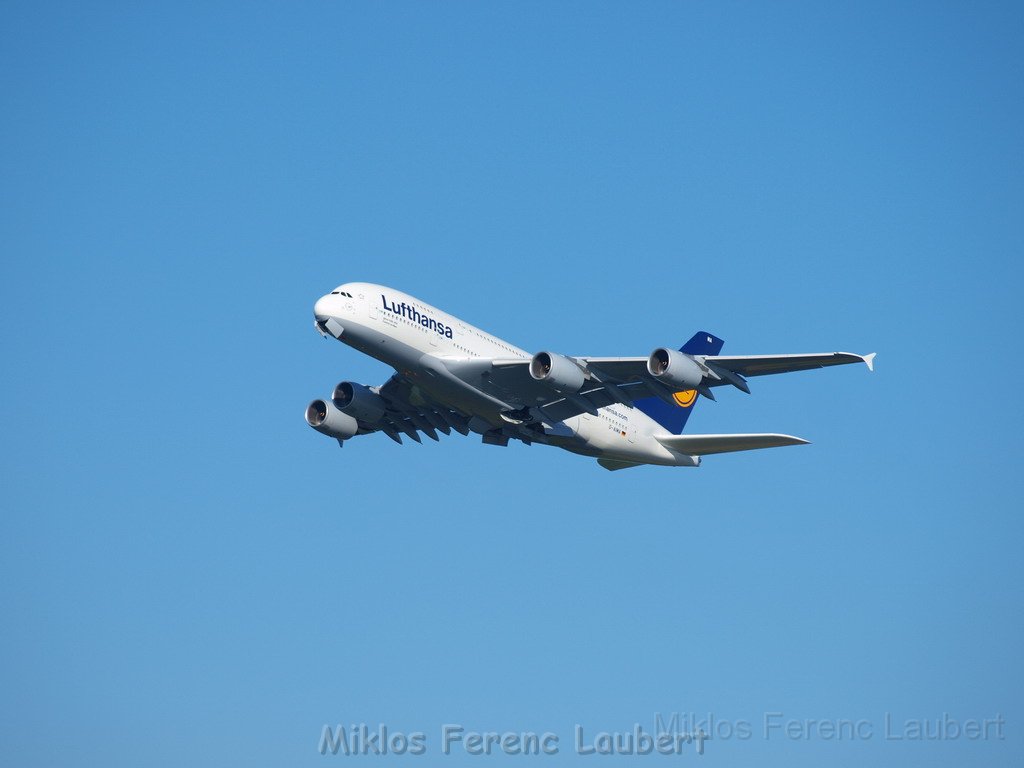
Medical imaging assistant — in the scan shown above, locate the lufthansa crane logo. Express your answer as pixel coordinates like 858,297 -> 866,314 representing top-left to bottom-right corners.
673,389 -> 698,408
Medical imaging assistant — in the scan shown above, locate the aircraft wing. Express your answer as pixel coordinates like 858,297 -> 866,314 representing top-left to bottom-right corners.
483,349 -> 874,423
701,351 -> 876,377
578,351 -> 875,383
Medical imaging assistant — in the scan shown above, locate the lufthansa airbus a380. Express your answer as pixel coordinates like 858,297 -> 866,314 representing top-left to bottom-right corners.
306,283 -> 875,470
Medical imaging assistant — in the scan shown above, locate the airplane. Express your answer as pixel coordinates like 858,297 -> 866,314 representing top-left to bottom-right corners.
306,282 -> 875,470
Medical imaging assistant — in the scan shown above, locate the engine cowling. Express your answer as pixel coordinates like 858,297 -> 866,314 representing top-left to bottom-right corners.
332,381 -> 386,423
305,399 -> 359,440
647,347 -> 704,390
529,351 -> 585,393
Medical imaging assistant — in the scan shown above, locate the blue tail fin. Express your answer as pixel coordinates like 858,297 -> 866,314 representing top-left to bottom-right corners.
632,331 -> 724,434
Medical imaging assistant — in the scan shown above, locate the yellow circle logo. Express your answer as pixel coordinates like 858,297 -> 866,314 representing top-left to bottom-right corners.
673,389 -> 698,408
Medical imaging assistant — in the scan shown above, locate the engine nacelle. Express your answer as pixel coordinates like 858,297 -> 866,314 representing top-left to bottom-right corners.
647,347 -> 704,390
305,399 -> 359,440
332,381 -> 386,423
530,351 -> 585,393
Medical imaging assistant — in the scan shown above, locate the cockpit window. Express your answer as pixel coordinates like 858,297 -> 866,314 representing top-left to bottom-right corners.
330,291 -> 354,297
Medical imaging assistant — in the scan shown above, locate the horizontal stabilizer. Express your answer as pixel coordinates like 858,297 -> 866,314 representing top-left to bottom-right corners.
655,432 -> 810,456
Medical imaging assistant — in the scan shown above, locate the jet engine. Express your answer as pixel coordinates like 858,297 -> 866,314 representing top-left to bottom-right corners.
529,351 -> 585,393
647,347 -> 704,390
305,399 -> 359,440
332,381 -> 387,423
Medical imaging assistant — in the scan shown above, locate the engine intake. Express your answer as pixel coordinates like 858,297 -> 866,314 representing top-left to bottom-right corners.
305,399 -> 359,440
647,347 -> 703,390
332,381 -> 386,423
529,351 -> 585,393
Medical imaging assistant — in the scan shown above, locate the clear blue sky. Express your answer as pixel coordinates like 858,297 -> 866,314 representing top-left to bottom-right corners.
2,2 -> 1021,766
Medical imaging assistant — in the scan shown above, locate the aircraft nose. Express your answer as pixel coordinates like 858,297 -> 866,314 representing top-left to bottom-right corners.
314,295 -> 332,321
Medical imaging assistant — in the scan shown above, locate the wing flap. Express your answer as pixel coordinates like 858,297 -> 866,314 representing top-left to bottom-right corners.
655,432 -> 810,455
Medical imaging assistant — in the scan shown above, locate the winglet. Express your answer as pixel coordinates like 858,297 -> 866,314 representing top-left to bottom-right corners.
863,352 -> 876,372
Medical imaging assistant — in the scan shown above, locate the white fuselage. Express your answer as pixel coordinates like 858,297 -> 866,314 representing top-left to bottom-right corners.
314,282 -> 692,466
